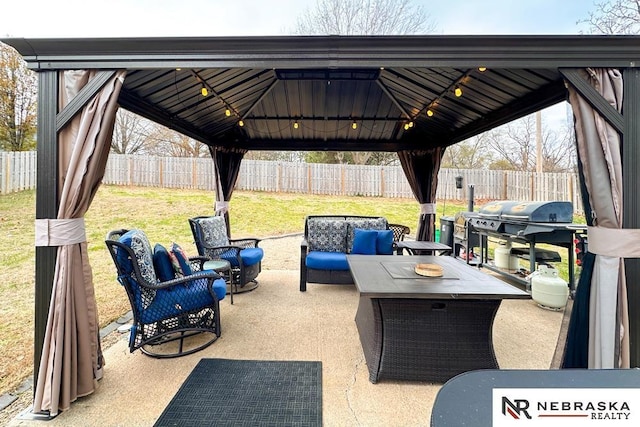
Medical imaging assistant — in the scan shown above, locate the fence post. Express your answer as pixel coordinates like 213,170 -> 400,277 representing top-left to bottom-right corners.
380,167 -> 385,197
568,174 -> 574,204
502,171 -> 508,199
2,153 -> 8,194
529,173 -> 535,200
128,156 -> 133,186
277,162 -> 282,192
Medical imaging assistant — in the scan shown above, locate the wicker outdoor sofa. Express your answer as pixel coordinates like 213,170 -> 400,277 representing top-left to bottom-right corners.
299,215 -> 394,291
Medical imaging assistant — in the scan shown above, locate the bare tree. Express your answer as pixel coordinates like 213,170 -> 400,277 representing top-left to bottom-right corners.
581,0 -> 640,34
0,42 -> 37,151
111,109 -> 156,154
292,0 -> 436,165
441,133 -> 494,170
486,114 -> 576,172
294,0 -> 436,35
148,126 -> 209,157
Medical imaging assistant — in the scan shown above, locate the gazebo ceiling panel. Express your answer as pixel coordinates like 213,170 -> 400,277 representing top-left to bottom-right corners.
8,35 -> 640,151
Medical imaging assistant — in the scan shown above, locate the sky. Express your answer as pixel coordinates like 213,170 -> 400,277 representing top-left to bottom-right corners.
0,0 -> 597,128
0,0 -> 597,38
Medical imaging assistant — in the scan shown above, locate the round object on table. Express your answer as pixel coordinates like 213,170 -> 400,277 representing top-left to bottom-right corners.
415,263 -> 443,277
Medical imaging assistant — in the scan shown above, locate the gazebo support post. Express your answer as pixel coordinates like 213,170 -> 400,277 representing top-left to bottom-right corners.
34,71 -> 60,392
623,67 -> 640,368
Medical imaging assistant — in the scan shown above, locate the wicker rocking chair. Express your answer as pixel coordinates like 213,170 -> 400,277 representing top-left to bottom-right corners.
105,229 -> 226,358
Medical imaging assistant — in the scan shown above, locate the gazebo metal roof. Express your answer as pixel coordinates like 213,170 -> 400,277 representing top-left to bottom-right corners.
7,35 -> 640,151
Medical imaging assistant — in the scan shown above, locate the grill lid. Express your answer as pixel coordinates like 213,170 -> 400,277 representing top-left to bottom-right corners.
477,201 -> 521,219
479,201 -> 573,223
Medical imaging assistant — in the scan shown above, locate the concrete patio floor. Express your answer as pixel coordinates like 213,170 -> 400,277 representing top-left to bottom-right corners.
7,263 -> 565,426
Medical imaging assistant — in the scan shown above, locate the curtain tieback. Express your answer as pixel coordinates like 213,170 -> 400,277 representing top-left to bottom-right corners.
215,201 -> 229,214
588,226 -> 640,258
420,203 -> 436,215
35,218 -> 86,246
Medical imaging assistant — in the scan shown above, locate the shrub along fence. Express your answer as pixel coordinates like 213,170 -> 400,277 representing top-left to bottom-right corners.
1,152 -> 583,214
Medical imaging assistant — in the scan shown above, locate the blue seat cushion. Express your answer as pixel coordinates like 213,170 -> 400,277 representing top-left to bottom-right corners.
376,229 -> 394,255
351,228 -> 378,255
153,244 -> 175,282
305,251 -> 350,270
139,276 -> 226,324
222,247 -> 264,267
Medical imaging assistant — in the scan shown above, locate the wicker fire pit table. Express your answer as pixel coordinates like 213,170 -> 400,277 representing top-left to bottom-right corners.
346,255 -> 530,383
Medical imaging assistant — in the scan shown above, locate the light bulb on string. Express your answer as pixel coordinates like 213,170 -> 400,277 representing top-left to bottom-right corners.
201,86 -> 208,97
352,121 -> 358,130
454,87 -> 463,97
238,120 -> 244,127
225,109 -> 231,117
426,109 -> 434,117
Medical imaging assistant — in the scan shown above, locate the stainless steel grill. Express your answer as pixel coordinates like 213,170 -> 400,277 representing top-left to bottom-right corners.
467,200 -> 585,289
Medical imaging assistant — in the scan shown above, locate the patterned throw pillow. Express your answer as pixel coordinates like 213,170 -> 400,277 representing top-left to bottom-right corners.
197,216 -> 230,258
307,219 -> 348,252
169,243 -> 193,277
118,229 -> 157,309
346,218 -> 388,253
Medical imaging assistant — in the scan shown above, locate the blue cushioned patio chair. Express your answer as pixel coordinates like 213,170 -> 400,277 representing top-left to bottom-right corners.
105,228 -> 226,358
188,216 -> 264,294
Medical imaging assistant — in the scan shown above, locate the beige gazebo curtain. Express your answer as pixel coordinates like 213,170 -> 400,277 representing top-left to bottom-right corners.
398,147 -> 445,241
33,69 -> 126,415
566,68 -> 630,369
210,146 -> 247,237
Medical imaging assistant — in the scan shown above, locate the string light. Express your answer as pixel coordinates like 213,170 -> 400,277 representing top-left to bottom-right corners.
293,121 -> 299,129
225,109 -> 231,117
426,109 -> 434,117
238,120 -> 244,127
403,121 -> 414,131
454,87 -> 463,97
352,121 -> 358,130
478,66 -> 487,72
201,86 -> 208,97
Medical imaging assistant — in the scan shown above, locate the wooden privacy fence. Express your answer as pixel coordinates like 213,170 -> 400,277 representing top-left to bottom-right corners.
1,152 -> 583,214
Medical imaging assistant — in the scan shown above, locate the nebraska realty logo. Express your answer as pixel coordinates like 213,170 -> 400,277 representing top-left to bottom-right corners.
492,388 -> 640,426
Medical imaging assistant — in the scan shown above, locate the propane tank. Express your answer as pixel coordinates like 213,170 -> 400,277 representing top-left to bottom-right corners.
530,265 -> 569,309
494,242 -> 519,270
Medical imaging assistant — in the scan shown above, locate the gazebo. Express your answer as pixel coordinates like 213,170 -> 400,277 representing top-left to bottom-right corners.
3,34 -> 640,417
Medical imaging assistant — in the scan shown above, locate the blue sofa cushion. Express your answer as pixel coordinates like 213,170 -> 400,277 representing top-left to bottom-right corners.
169,243 -> 193,276
305,251 -> 350,271
307,219 -> 348,252
376,229 -> 394,255
351,229 -> 378,255
346,218 -> 388,252
153,244 -> 175,282
221,247 -> 264,267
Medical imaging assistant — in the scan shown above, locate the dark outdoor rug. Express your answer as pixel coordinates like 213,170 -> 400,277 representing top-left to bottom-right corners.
154,358 -> 322,427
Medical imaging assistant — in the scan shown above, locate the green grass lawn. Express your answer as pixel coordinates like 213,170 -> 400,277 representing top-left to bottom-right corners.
0,186 -> 583,396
